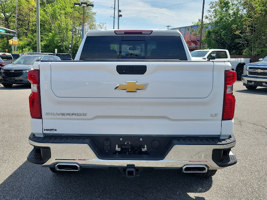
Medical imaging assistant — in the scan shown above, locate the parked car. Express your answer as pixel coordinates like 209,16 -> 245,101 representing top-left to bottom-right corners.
23,52 -> 53,56
0,53 -> 14,66
54,53 -> 72,60
191,49 -> 250,80
0,58 -> 4,83
0,54 -> 60,88
0,57 -> 4,68
242,56 -> 267,90
0,56 -> 9,83
11,53 -> 21,60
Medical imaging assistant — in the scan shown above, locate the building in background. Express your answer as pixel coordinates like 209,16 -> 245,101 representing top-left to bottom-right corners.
172,24 -> 213,51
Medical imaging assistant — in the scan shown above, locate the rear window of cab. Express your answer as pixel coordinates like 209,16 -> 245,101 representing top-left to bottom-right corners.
80,36 -> 187,61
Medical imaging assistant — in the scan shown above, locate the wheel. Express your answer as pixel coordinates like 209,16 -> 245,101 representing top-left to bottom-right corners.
196,170 -> 217,178
236,64 -> 244,80
246,85 -> 257,90
2,83 -> 13,88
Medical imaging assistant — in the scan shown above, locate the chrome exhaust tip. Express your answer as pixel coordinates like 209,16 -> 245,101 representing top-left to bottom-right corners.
55,163 -> 80,172
182,165 -> 208,174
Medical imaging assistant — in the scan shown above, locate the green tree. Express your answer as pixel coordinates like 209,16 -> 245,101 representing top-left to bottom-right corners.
205,0 -> 266,56
206,0 -> 245,55
0,0 -> 95,56
191,20 -> 210,48
41,0 -> 95,55
242,0 -> 267,56
0,0 -> 16,52
17,0 -> 37,52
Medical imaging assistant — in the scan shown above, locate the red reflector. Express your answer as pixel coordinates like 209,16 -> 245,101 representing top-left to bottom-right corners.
29,92 -> 42,119
222,70 -> 236,120
222,94 -> 236,120
28,70 -> 42,119
28,70 -> 39,84
225,70 -> 237,85
114,30 -> 153,35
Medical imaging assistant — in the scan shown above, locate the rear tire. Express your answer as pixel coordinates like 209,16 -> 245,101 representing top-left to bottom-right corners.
236,64 -> 244,80
246,85 -> 257,90
3,83 -> 13,88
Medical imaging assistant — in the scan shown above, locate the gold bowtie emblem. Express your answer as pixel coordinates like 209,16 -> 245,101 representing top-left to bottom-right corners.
115,81 -> 147,92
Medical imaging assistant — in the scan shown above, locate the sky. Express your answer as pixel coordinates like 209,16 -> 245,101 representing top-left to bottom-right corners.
92,0 -> 214,30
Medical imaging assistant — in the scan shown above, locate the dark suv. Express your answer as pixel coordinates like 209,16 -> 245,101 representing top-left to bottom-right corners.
54,53 -> 72,60
0,54 -> 60,88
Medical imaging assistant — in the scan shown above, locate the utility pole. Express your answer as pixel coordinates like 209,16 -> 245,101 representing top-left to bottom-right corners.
199,0 -> 205,49
74,2 -> 94,39
82,6 -> 85,39
36,0 -> 41,52
117,0 -> 120,29
15,0 -> 18,52
15,0 -> 18,32
117,0 -> 122,29
113,0 -> 116,29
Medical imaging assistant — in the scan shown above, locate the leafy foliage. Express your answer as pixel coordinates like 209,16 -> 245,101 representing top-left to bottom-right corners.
0,0 -> 95,57
0,0 -> 16,51
242,0 -> 267,56
205,0 -> 266,56
1,0 -> 265,56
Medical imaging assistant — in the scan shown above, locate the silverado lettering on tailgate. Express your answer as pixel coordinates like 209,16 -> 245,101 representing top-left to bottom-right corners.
45,112 -> 87,117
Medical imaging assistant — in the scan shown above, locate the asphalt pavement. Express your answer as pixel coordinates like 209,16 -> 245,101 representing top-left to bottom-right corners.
0,81 -> 266,200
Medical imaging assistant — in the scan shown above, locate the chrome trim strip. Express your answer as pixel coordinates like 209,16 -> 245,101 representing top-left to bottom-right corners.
242,76 -> 267,83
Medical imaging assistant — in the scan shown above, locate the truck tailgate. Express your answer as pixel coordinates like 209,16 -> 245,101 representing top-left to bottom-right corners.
50,62 -> 212,98
40,61 -> 225,136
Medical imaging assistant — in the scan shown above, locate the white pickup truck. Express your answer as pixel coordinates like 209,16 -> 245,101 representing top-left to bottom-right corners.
191,49 -> 250,80
27,30 -> 237,178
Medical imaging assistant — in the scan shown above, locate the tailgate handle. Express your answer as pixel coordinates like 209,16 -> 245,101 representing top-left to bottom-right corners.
116,65 -> 147,75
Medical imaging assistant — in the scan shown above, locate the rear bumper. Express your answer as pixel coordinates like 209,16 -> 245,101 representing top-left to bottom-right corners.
28,134 -> 237,170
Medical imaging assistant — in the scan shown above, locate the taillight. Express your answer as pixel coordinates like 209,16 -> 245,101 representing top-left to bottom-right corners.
28,69 -> 42,119
222,70 -> 236,120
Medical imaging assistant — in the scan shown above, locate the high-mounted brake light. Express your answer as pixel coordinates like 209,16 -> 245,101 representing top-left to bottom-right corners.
28,69 -> 42,119
114,30 -> 153,35
222,70 -> 237,120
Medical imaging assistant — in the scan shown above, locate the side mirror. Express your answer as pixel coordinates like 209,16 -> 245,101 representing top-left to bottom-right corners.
208,54 -> 216,61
